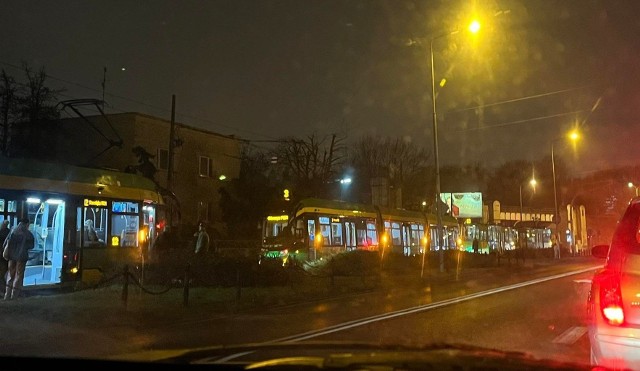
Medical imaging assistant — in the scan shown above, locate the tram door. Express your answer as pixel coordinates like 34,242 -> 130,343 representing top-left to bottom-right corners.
402,224 -> 411,256
78,202 -> 111,282
24,198 -> 65,287
344,221 -> 356,251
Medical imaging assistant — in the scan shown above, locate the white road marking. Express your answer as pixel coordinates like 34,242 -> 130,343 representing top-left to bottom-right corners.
270,266 -> 601,343
552,326 -> 588,344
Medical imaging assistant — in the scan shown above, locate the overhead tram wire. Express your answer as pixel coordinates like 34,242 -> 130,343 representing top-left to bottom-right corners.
0,60 -> 278,141
448,85 -> 596,114
449,109 -> 586,133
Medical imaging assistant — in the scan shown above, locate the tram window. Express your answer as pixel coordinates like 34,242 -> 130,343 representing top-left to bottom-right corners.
8,200 -> 17,212
410,225 -> 420,246
112,215 -> 139,247
307,220 -> 315,246
331,222 -> 342,245
320,224 -> 330,246
0,199 -> 4,212
366,222 -> 378,245
391,222 -> 401,246
356,229 -> 367,246
79,207 -> 108,247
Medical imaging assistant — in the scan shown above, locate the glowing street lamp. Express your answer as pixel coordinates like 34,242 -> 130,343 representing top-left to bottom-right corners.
430,19 -> 481,273
628,182 -> 639,197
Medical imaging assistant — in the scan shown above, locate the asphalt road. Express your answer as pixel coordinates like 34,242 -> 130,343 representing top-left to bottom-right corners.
0,256 -> 600,368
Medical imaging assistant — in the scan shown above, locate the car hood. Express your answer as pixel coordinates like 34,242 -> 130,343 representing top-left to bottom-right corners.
110,341 -> 592,370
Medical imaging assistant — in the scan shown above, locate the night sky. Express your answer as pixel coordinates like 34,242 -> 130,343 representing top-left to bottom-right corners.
2,0 -> 640,176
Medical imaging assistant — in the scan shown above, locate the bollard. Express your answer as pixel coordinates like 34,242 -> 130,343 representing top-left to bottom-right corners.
183,263 -> 190,307
121,265 -> 129,308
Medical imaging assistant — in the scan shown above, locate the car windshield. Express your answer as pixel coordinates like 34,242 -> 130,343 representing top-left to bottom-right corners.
1,1 -> 639,370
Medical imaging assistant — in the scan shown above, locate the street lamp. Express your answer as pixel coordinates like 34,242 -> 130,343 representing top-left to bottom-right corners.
519,176 -> 537,248
628,182 -> 639,197
519,176 -> 537,223
550,130 -> 579,258
430,20 -> 480,273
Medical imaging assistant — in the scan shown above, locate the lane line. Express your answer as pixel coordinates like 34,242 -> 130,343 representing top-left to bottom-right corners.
552,326 -> 588,344
270,266 -> 600,343
213,265 -> 600,363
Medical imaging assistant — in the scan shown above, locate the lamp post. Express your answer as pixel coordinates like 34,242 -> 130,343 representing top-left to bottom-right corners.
550,130 -> 579,258
519,176 -> 537,248
430,20 -> 480,273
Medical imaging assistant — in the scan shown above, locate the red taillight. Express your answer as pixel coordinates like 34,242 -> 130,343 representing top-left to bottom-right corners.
600,273 -> 625,326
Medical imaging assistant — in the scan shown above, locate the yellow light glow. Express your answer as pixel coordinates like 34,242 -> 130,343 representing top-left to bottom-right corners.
111,236 -> 120,246
569,130 -> 580,142
468,20 -> 481,34
439,78 -> 447,87
138,230 -> 147,243
315,233 -> 323,246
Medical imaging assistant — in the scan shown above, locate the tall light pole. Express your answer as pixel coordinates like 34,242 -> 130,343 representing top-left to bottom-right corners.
550,130 -> 579,258
519,176 -> 537,248
430,20 -> 480,273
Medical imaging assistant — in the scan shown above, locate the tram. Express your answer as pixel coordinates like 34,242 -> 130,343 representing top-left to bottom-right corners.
262,198 -> 459,264
459,220 -> 552,254
0,157 -> 164,289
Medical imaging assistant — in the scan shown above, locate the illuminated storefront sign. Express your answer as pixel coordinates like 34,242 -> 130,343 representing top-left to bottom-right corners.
439,192 -> 483,218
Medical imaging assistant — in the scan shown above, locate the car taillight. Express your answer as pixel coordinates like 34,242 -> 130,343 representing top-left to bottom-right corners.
600,273 -> 625,326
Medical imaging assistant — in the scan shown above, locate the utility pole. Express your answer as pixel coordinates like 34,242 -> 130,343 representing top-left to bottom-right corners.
101,67 -> 107,110
167,94 -> 176,226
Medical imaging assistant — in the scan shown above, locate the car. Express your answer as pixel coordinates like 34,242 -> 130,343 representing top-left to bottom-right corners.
588,196 -> 640,370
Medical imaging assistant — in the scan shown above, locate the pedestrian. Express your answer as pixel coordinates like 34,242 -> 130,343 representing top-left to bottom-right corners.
150,226 -> 172,265
553,237 -> 561,260
4,218 -> 35,300
472,237 -> 479,254
193,221 -> 210,256
0,220 -> 10,296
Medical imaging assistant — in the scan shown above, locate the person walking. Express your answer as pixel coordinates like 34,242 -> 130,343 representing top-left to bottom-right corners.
193,221 -> 210,256
0,220 -> 10,296
4,218 -> 35,300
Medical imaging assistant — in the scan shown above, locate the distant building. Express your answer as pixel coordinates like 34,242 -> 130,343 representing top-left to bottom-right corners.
54,112 -> 242,236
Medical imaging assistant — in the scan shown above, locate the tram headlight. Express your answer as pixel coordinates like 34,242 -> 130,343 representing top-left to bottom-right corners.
381,233 -> 389,245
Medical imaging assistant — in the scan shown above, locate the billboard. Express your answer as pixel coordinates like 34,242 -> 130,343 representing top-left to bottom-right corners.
439,192 -> 483,218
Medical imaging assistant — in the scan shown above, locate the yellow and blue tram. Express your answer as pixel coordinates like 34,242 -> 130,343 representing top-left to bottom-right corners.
459,220 -> 552,254
0,157 -> 164,289
262,198 -> 460,264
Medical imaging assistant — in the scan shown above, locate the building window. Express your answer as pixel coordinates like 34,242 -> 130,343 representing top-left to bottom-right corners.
199,156 -> 211,177
157,148 -> 169,170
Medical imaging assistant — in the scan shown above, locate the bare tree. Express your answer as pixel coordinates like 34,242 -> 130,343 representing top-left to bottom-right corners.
351,135 -> 431,207
272,133 -> 344,200
0,70 -> 19,155
9,63 -> 62,159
